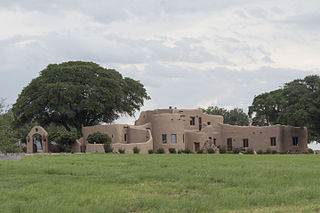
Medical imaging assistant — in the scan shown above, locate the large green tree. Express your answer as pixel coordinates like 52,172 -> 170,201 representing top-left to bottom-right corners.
0,100 -> 19,153
249,75 -> 320,142
202,106 -> 249,126
12,61 -> 150,133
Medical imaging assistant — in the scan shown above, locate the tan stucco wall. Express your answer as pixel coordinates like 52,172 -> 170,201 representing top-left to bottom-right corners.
86,144 -> 105,153
151,113 -> 185,153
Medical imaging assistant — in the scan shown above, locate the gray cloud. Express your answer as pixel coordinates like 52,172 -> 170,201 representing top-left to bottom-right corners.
0,0 -> 320,123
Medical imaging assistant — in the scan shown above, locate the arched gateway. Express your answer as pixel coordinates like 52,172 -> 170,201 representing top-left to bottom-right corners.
26,126 -> 49,153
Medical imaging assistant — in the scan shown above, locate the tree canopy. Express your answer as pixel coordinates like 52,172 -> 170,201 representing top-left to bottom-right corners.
249,75 -> 320,142
202,106 -> 249,126
12,61 -> 150,133
0,100 -> 19,153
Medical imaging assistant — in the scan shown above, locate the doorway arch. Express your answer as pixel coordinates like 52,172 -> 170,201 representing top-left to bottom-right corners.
26,126 -> 48,153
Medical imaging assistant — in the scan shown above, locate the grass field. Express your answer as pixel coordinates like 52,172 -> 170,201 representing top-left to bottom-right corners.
1,154 -> 320,213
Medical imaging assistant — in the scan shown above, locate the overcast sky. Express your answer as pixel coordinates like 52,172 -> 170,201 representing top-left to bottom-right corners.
1,0 -> 320,124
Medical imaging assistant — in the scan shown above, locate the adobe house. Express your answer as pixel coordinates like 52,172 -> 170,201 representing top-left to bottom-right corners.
80,108 -> 308,154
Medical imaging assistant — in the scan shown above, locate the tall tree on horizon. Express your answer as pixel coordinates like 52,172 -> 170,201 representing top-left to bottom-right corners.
12,61 -> 150,134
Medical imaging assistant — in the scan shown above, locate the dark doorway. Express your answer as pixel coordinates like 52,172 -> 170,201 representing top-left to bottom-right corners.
194,142 -> 200,152
227,138 -> 232,151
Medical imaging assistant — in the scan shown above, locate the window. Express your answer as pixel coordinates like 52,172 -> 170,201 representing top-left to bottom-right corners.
213,138 -> 216,145
270,137 -> 276,146
227,138 -> 232,151
162,134 -> 167,144
292,137 -> 298,146
190,117 -> 195,126
171,134 -> 177,143
207,122 -> 211,125
124,134 -> 127,142
243,139 -> 248,147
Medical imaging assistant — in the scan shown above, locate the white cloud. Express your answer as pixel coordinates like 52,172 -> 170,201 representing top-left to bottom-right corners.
0,0 -> 320,124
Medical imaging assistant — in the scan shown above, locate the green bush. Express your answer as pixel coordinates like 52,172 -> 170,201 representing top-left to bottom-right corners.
219,146 -> 226,154
232,148 -> 241,154
308,148 -> 314,154
87,132 -> 111,144
104,142 -> 113,153
184,148 -> 191,154
245,148 -> 254,154
207,148 -> 215,154
148,149 -> 154,154
48,130 -> 78,153
133,146 -> 140,154
118,149 -> 125,154
271,150 -> 277,154
168,148 -> 176,154
197,149 -> 203,154
156,148 -> 165,154
264,148 -> 272,154
178,149 -> 184,154
257,150 -> 263,154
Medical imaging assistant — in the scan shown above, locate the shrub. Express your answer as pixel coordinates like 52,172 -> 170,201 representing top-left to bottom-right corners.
219,146 -> 226,154
118,149 -> 125,154
308,148 -> 314,154
156,148 -> 165,154
245,148 -> 254,154
48,130 -> 78,153
133,146 -> 140,154
148,149 -> 154,154
264,148 -> 272,154
168,148 -> 176,154
257,150 -> 263,154
271,150 -> 277,154
232,148 -> 241,154
207,148 -> 215,154
87,132 -> 111,144
104,142 -> 113,153
184,148 -> 191,154
178,149 -> 184,154
197,149 -> 203,154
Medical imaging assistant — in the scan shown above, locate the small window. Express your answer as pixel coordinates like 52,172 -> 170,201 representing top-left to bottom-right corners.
243,139 -> 248,147
190,117 -> 195,126
124,134 -> 127,142
270,137 -> 276,146
183,134 -> 184,143
213,138 -> 216,145
162,134 -> 167,144
292,137 -> 298,146
207,122 -> 211,125
227,138 -> 232,151
171,134 -> 177,144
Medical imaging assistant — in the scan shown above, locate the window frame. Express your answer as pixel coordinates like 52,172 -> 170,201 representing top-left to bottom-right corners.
243,138 -> 249,147
162,134 -> 167,144
190,117 -> 195,126
292,137 -> 298,146
171,134 -> 177,144
270,137 -> 276,146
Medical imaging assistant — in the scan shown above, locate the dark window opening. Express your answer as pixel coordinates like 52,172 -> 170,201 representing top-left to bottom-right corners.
207,122 -> 211,125
199,117 -> 202,131
190,117 -> 195,126
213,138 -> 216,145
270,137 -> 276,146
227,138 -> 232,151
124,134 -> 127,142
243,139 -> 248,147
162,134 -> 167,144
292,137 -> 298,146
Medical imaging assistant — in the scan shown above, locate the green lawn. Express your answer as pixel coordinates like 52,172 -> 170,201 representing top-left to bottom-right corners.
1,154 -> 320,213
